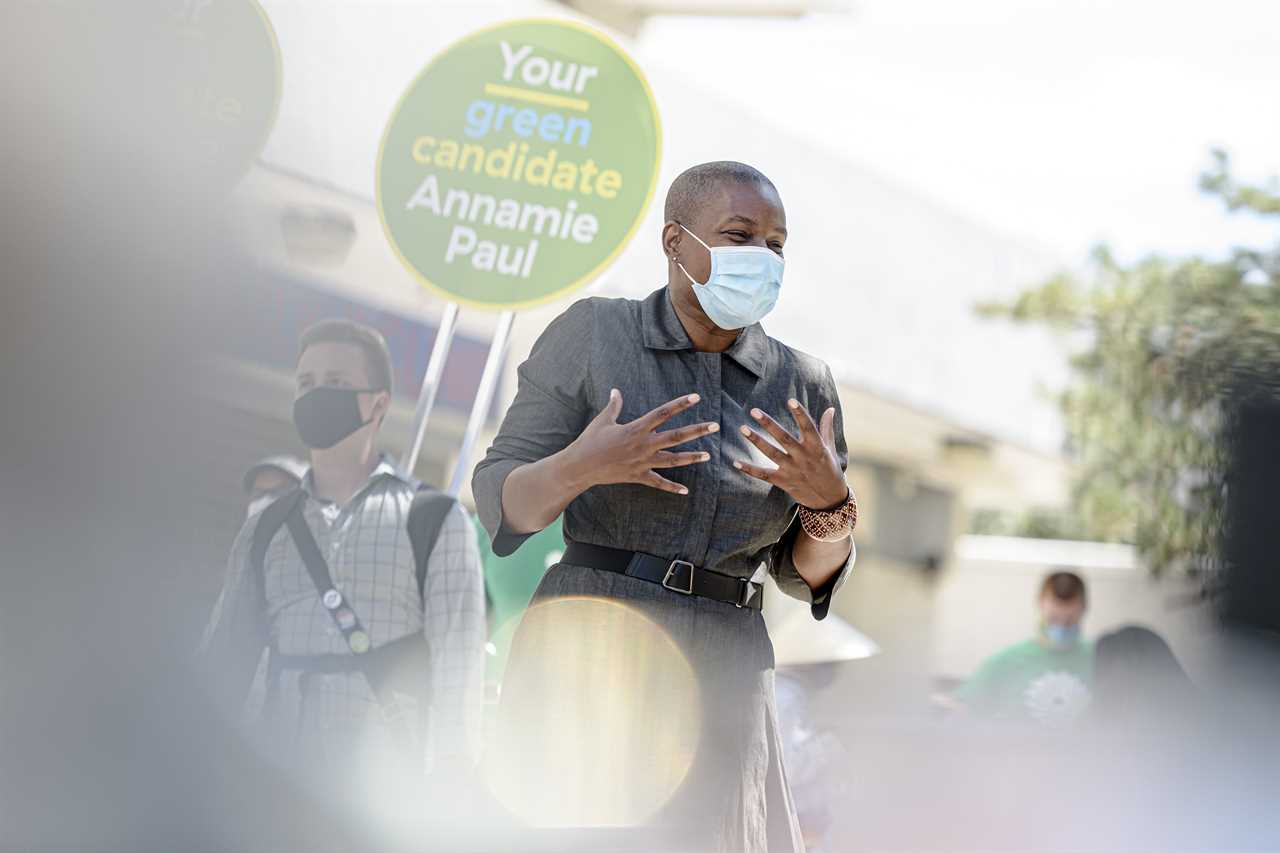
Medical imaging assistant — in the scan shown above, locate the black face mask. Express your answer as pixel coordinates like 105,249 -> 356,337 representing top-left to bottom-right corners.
292,386 -> 383,450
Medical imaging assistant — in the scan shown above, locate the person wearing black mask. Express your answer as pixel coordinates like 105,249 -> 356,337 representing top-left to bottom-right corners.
199,319 -> 486,811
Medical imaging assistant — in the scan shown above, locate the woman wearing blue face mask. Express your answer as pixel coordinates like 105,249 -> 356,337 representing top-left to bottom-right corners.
472,162 -> 857,852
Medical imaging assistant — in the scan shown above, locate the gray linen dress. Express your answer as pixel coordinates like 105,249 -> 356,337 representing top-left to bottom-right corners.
472,285 -> 855,852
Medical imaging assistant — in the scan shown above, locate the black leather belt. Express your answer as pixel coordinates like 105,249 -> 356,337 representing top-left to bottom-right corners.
561,541 -> 762,610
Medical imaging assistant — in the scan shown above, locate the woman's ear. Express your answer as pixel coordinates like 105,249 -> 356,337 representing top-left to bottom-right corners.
661,221 -> 682,261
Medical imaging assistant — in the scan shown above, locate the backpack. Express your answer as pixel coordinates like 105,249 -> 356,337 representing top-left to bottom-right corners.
246,483 -> 459,759
249,484 -> 458,604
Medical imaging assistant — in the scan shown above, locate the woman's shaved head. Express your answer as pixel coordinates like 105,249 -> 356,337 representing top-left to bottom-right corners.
659,161 -> 787,334
663,161 -> 779,225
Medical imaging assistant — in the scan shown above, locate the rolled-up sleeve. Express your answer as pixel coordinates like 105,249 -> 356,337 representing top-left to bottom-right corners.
472,297 -> 595,557
766,365 -> 856,620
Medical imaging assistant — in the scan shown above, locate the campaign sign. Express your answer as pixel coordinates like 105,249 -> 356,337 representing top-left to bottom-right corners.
170,0 -> 281,185
377,18 -> 662,310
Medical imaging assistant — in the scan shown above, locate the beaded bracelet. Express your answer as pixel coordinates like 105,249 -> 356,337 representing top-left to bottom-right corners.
798,487 -> 858,542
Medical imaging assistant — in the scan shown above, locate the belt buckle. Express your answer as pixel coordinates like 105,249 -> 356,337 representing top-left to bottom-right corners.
736,578 -> 757,609
662,559 -> 695,595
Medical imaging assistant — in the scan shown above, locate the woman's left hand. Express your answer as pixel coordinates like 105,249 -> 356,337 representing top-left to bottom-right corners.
734,399 -> 848,510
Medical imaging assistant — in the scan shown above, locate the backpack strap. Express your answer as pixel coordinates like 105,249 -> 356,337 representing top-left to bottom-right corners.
249,487 -> 306,581
247,487 -> 305,717
255,485 -> 456,605
407,486 -> 459,604
250,485 -> 457,717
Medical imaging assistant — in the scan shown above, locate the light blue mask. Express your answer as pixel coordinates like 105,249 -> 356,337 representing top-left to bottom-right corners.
1043,622 -> 1081,649
676,223 -> 784,330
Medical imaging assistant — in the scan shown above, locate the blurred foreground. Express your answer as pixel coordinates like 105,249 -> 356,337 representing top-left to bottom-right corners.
2,5 -> 1279,851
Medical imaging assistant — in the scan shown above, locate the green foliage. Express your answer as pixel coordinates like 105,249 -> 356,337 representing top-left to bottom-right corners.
979,151 -> 1280,573
968,506 -> 1087,541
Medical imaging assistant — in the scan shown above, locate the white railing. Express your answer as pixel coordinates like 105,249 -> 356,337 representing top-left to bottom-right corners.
954,535 -> 1139,571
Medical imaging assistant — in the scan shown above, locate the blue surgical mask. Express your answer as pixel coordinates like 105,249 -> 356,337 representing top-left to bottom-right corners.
1043,622 -> 1081,649
676,223 -> 784,330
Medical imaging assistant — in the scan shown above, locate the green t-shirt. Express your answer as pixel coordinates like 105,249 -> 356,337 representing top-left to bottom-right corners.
472,515 -> 564,680
955,638 -> 1094,725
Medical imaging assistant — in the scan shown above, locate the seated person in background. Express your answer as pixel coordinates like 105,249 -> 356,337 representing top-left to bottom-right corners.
1092,624 -> 1196,728
953,571 -> 1094,726
242,454 -> 307,519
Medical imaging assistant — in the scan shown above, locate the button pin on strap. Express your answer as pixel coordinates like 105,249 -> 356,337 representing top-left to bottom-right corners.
347,630 -> 370,654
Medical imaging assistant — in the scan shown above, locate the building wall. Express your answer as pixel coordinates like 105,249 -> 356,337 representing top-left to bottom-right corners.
819,553 -> 1216,723
243,0 -> 1094,645
254,0 -> 1073,459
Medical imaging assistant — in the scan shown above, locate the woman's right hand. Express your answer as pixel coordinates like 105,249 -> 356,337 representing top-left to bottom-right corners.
562,389 -> 719,495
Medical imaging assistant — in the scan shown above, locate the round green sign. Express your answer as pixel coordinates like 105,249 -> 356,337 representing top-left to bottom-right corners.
169,0 -> 281,186
376,18 -> 662,311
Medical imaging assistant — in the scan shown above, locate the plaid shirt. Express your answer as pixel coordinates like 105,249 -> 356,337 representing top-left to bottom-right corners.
200,457 -> 485,776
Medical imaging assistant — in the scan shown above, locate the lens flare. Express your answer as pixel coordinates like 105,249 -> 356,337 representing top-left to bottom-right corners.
484,596 -> 700,828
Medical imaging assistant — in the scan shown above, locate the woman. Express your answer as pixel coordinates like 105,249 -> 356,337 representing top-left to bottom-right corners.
472,161 -> 858,852
1093,625 -> 1197,728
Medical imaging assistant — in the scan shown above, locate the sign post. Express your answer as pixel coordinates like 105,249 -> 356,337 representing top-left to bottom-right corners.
376,17 -> 661,485
447,310 -> 516,497
400,302 -> 459,474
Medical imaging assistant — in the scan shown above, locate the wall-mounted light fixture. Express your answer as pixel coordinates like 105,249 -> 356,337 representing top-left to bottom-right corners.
279,205 -> 357,267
